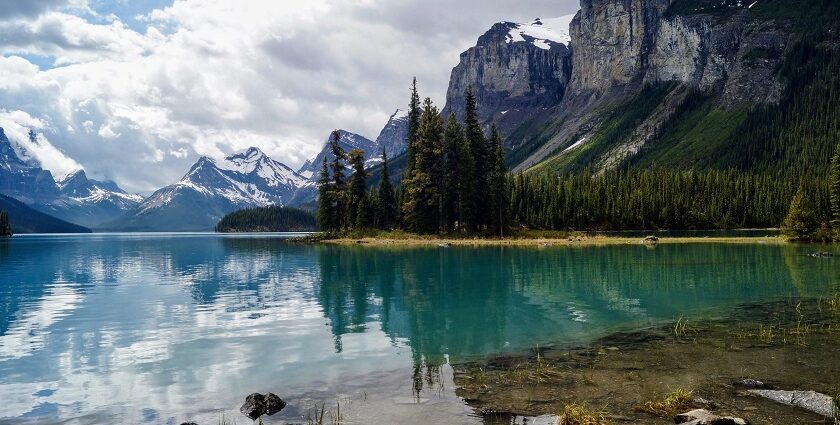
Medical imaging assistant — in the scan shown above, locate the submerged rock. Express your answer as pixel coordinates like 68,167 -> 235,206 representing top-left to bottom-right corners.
748,389 -> 835,418
240,392 -> 287,420
674,409 -> 748,424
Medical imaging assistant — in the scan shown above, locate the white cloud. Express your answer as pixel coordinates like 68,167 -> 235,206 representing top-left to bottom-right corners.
0,109 -> 82,178
0,0 -> 578,193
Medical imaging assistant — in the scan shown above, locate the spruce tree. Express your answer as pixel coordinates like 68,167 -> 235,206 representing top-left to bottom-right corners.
830,143 -> 840,232
329,130 -> 349,229
376,150 -> 397,230
457,121 -> 477,233
406,78 -> 422,175
316,158 -> 335,232
347,149 -> 368,230
782,183 -> 818,241
441,114 -> 463,232
402,97 -> 444,234
488,124 -> 508,236
463,85 -> 489,229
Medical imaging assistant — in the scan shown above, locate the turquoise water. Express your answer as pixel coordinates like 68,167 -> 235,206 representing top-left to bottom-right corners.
0,234 -> 837,424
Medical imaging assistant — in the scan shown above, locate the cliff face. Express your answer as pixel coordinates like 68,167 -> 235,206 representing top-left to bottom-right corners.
568,0 -> 670,96
511,0 -> 798,171
442,17 -> 574,144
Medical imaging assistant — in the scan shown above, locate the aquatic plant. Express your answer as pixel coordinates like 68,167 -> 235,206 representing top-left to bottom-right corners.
639,389 -> 694,416
306,400 -> 345,425
558,404 -> 610,425
673,316 -> 690,338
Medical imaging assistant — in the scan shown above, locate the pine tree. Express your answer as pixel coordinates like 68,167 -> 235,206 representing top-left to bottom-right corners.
783,183 -> 818,241
830,143 -> 840,232
402,97 -> 444,234
405,77 -> 422,175
440,114 -> 463,232
463,85 -> 489,229
488,124 -> 508,236
456,121 -> 477,233
329,130 -> 349,229
376,150 -> 397,230
347,149 -> 368,230
316,158 -> 335,232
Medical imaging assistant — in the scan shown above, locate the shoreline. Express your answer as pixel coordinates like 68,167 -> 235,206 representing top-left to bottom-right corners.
320,235 -> 789,247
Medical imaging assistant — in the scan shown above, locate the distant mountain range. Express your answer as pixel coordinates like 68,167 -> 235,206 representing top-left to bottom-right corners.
0,127 -> 141,229
0,193 -> 90,234
106,147 -> 311,232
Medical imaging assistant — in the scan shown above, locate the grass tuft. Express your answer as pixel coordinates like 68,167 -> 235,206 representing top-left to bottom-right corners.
638,389 -> 694,416
558,404 -> 610,425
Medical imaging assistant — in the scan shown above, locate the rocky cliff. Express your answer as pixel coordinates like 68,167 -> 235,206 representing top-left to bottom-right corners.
510,0 -> 807,172
442,16 -> 574,146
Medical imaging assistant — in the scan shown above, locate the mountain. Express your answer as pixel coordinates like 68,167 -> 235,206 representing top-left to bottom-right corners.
437,0 -> 839,177
110,147 -> 310,231
0,127 -> 141,228
0,128 -> 61,203
374,109 -> 410,160
442,15 -> 574,149
0,193 -> 91,234
297,130 -> 378,180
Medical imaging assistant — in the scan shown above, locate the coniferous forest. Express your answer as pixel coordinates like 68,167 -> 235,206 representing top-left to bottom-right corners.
316,73 -> 840,241
215,206 -> 317,233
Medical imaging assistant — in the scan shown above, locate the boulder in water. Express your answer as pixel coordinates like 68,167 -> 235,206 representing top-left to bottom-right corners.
240,392 -> 287,420
748,389 -> 835,418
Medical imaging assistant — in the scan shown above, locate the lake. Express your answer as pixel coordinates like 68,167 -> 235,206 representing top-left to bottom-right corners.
0,234 -> 836,424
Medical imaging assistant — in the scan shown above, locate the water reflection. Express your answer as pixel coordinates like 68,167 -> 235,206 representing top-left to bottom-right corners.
0,235 -> 836,424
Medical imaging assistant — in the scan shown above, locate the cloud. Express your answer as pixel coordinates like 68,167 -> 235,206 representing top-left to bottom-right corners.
0,0 -> 578,193
0,109 -> 82,178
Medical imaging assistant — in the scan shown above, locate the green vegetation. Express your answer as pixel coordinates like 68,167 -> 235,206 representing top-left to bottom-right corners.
319,80 -> 508,236
215,206 -> 317,233
558,404 -> 610,425
639,389 -> 694,416
510,168 -> 816,231
0,210 -> 11,237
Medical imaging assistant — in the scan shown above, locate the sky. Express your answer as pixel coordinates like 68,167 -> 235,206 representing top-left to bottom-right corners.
0,0 -> 579,194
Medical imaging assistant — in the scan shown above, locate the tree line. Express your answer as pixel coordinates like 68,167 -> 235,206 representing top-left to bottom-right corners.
0,210 -> 11,237
216,206 -> 317,233
316,78 -> 840,241
318,79 -> 509,235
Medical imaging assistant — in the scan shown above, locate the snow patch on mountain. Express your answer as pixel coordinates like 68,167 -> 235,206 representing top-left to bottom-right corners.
504,15 -> 575,50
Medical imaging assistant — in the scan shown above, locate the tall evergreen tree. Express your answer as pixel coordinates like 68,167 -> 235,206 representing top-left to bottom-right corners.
456,122 -> 477,233
463,85 -> 489,229
830,143 -> 840,231
405,77 -> 422,175
440,114 -> 463,232
328,130 -> 349,229
402,97 -> 444,234
376,150 -> 397,230
488,124 -> 508,236
316,158 -> 335,232
347,149 -> 368,229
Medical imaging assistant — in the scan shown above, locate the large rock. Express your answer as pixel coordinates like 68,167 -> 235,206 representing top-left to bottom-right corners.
675,409 -> 748,425
748,389 -> 836,418
239,392 -> 287,420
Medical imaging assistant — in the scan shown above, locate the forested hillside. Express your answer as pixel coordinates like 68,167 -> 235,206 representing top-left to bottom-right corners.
215,206 -> 317,233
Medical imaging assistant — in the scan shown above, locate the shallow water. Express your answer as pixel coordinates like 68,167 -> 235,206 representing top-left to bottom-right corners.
0,234 -> 836,424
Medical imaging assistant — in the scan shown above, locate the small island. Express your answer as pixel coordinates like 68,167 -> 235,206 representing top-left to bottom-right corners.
215,206 -> 317,233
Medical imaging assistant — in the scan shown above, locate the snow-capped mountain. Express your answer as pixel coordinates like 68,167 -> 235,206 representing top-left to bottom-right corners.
297,130 -> 378,180
111,147 -> 311,231
0,127 -> 142,228
503,16 -> 574,50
